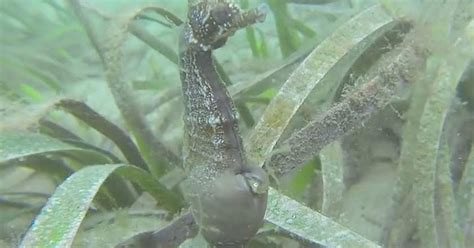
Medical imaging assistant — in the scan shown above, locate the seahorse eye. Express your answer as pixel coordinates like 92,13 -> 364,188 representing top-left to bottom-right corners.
243,166 -> 269,195
210,5 -> 230,25
210,3 -> 239,27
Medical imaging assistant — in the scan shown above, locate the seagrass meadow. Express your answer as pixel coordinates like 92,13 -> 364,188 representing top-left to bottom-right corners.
0,0 -> 473,247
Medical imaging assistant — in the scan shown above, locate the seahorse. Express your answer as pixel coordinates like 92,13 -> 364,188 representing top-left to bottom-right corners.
179,1 -> 269,246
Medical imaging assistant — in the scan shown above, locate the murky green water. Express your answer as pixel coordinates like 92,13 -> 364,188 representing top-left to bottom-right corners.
0,0 -> 473,247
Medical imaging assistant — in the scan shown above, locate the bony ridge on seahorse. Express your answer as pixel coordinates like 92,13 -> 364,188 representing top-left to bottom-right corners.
178,0 -> 269,247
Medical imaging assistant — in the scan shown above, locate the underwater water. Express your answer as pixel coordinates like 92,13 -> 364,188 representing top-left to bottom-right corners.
0,0 -> 473,247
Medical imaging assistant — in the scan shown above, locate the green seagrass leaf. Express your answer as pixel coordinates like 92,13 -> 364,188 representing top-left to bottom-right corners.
19,163 -> 182,247
265,188 -> 381,248
245,4 -> 397,167
0,131 -> 106,165
19,164 -> 125,248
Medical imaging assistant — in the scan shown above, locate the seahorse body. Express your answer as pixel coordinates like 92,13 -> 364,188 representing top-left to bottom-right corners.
179,1 -> 269,246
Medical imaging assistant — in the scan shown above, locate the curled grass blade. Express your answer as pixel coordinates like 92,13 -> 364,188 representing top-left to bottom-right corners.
20,163 -> 182,248
0,131 -> 104,164
8,156 -> 74,182
456,143 -> 473,242
265,188 -> 380,247
114,166 -> 185,212
19,164 -> 124,248
413,40 -> 471,248
410,17 -> 473,248
245,4 -> 396,167
384,56 -> 437,246
433,65 -> 470,248
117,212 -> 198,248
38,118 -> 83,141
128,22 -> 179,63
0,131 -> 140,208
74,210 -> 167,247
56,99 -> 148,170
40,117 -> 124,164
69,1 -> 184,176
320,142 -> 344,219
269,33 -> 425,177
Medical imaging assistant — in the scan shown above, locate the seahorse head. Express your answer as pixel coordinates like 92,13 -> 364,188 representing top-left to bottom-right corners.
184,0 -> 267,51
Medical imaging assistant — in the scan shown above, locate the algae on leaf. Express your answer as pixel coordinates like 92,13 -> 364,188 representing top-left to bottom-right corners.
0,131 -> 106,164
266,188 -> 381,248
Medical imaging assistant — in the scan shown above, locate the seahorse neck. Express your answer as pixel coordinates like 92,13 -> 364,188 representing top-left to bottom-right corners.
180,44 -> 246,174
